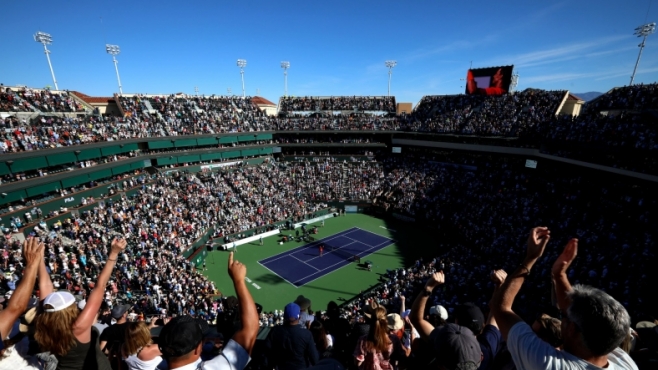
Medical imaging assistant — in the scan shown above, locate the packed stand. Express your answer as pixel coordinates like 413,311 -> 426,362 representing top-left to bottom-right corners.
585,83 -> 658,112
0,88 -> 32,113
280,96 -> 396,113
528,111 -> 658,151
403,89 -> 567,136
1,150 -> 657,369
13,88 -> 85,113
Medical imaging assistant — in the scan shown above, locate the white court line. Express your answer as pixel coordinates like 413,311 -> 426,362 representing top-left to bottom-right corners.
296,239 -> 394,286
257,261 -> 299,288
260,228 -> 361,265
290,254 -> 320,271
343,228 -> 394,247
260,226 -> 395,287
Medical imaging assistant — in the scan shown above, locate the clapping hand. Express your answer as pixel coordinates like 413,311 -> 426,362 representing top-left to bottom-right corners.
490,269 -> 507,286
425,271 -> 445,290
23,237 -> 45,267
110,237 -> 127,255
552,238 -> 578,276
526,227 -> 550,261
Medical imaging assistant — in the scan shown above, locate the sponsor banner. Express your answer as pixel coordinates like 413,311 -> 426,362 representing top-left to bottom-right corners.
200,161 -> 241,170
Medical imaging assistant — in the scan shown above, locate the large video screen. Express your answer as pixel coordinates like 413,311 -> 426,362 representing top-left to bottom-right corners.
465,65 -> 514,96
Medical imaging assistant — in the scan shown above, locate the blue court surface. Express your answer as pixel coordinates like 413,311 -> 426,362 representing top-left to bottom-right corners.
258,227 -> 394,287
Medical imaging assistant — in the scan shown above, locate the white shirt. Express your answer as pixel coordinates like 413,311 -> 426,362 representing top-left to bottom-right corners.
170,340 -> 250,370
507,322 -> 638,370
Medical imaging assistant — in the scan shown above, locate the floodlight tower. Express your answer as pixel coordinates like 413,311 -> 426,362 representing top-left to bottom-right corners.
281,61 -> 290,97
630,22 -> 656,86
237,59 -> 247,97
105,44 -> 123,95
34,31 -> 59,90
385,60 -> 397,97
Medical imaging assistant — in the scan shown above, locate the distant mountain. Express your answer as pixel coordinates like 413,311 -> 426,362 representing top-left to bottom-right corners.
572,92 -> 603,102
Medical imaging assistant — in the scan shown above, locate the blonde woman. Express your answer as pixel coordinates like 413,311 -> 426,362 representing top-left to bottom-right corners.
353,307 -> 404,370
34,238 -> 127,370
122,322 -> 163,370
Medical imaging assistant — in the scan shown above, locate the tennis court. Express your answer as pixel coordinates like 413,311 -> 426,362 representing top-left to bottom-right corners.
258,227 -> 394,287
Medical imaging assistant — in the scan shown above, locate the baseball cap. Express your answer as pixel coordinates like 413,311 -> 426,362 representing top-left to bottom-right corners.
430,323 -> 481,370
43,291 -> 76,312
159,315 -> 203,358
284,302 -> 301,321
111,304 -> 131,319
454,303 -> 484,334
430,305 -> 449,320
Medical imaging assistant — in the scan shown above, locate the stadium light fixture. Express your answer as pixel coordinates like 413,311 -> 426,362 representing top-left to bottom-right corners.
385,60 -> 397,97
281,61 -> 290,97
237,59 -> 247,97
105,44 -> 123,95
34,31 -> 59,90
630,22 -> 656,86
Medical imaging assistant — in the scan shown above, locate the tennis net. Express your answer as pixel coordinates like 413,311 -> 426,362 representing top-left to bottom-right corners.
329,246 -> 361,263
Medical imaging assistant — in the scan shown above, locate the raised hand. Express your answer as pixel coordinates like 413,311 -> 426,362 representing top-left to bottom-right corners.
425,271 -> 445,290
490,269 -> 507,286
23,237 -> 45,267
228,252 -> 247,282
526,227 -> 551,261
552,238 -> 578,276
110,237 -> 127,255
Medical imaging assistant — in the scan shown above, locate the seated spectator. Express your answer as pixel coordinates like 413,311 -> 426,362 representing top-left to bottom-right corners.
157,252 -> 257,370
491,227 -> 638,369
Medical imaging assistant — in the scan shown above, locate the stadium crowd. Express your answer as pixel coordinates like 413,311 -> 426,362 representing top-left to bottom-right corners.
2,86 -> 657,176
1,148 -> 656,369
279,96 -> 396,113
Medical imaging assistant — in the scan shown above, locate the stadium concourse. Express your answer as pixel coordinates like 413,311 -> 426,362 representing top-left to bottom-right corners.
0,84 -> 656,369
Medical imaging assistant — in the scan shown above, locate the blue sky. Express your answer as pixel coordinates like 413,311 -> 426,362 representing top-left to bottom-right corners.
1,0 -> 657,104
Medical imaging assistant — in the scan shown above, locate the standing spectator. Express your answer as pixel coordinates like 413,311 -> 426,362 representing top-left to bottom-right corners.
353,306 -> 404,370
100,304 -> 131,358
121,322 -> 163,370
266,302 -> 319,369
491,227 -> 638,369
296,295 -> 315,329
34,237 -> 127,370
157,251 -> 257,369
0,238 -> 43,363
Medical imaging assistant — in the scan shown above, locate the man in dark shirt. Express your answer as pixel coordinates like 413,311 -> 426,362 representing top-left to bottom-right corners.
266,302 -> 319,370
99,304 -> 131,354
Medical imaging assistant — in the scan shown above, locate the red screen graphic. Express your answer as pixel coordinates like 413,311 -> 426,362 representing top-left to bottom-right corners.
465,65 -> 514,96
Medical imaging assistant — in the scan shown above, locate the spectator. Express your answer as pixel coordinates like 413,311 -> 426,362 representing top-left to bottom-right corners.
157,251 -> 257,370
0,238 -> 43,368
121,321 -> 163,370
491,227 -> 638,369
266,302 -> 319,370
353,306 -> 403,370
310,320 -> 333,358
34,237 -> 127,370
